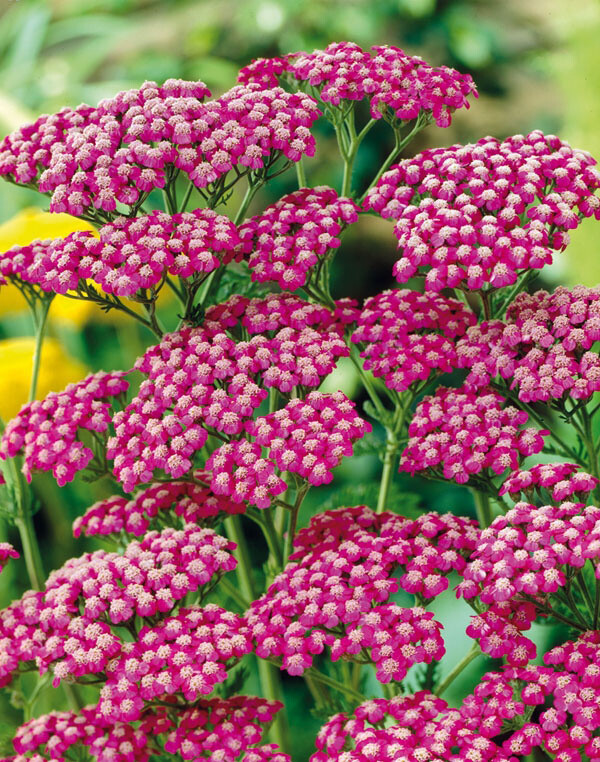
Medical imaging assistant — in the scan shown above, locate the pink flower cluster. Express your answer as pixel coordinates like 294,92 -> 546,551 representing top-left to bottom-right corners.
0,238 -> 52,290
0,591 -> 44,688
0,371 -> 129,486
0,543 -> 18,576
500,463 -> 598,503
364,131 -> 600,290
466,602 -> 537,666
351,289 -> 475,391
26,208 -> 240,298
163,697 -> 289,762
206,391 -> 369,508
98,605 -> 251,722
461,632 -> 600,759
400,386 -> 547,485
10,705 -> 157,762
312,692 -> 511,762
457,286 -> 600,402
109,295 -> 350,491
238,187 -> 358,290
73,473 -> 244,538
7,696 -> 287,762
0,525 -> 236,688
458,500 -> 600,617
247,505 -> 478,676
239,41 -> 477,127
0,80 -> 320,215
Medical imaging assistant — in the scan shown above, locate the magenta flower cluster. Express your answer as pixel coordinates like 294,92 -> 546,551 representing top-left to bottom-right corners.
98,605 -> 251,722
73,473 -> 244,539
458,286 -> 600,402
351,289 -> 475,391
400,386 -> 547,485
0,371 -> 129,486
7,696 -> 287,762
365,131 -> 600,290
0,524 -> 236,689
10,705 -> 158,762
499,462 -> 599,503
462,631 -> 600,759
239,41 -> 478,127
247,505 -> 478,677
312,691 -> 512,762
0,79 -> 320,216
108,294 -> 351,492
27,208 -> 240,298
238,186 -> 359,290
458,500 -> 600,615
207,391 -> 369,507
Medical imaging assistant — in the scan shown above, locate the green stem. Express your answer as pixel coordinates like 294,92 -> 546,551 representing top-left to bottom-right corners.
217,575 -> 250,612
223,515 -> 290,752
14,511 -> 44,591
284,485 -> 309,562
304,667 -> 365,703
376,439 -> 397,515
434,643 -> 480,696
179,181 -> 196,213
295,158 -> 307,189
359,117 -> 428,204
233,181 -> 262,226
580,406 -> 599,479
472,490 -> 494,528
28,297 -> 52,403
349,346 -> 388,422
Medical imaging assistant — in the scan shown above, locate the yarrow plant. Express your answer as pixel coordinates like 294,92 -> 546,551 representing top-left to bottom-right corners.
1,38 -> 600,762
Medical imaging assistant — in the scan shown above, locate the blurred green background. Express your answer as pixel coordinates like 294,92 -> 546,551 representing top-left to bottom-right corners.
0,0 -> 598,757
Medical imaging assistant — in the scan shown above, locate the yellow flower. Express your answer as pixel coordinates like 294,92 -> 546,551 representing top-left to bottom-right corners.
0,208 -> 98,326
0,336 -> 87,421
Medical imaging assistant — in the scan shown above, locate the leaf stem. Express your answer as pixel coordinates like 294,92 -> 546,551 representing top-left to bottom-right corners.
434,643 -> 480,696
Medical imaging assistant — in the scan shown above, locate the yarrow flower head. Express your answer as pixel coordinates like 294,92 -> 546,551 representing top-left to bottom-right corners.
0,543 -> 18,576
466,603 -> 538,666
458,500 -> 600,628
238,187 -> 359,291
400,386 -> 547,485
364,131 -> 600,291
73,472 -> 244,539
499,463 -> 599,504
21,208 -> 240,298
0,80 -> 320,216
98,605 -> 251,722
0,524 -> 236,689
9,705 -> 160,762
0,371 -> 129,486
239,41 -> 477,127
461,633 -> 600,760
351,289 -> 476,392
457,286 -> 600,403
108,294 -> 351,492
162,696 -> 289,762
247,505 -> 478,677
312,691 -> 512,762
